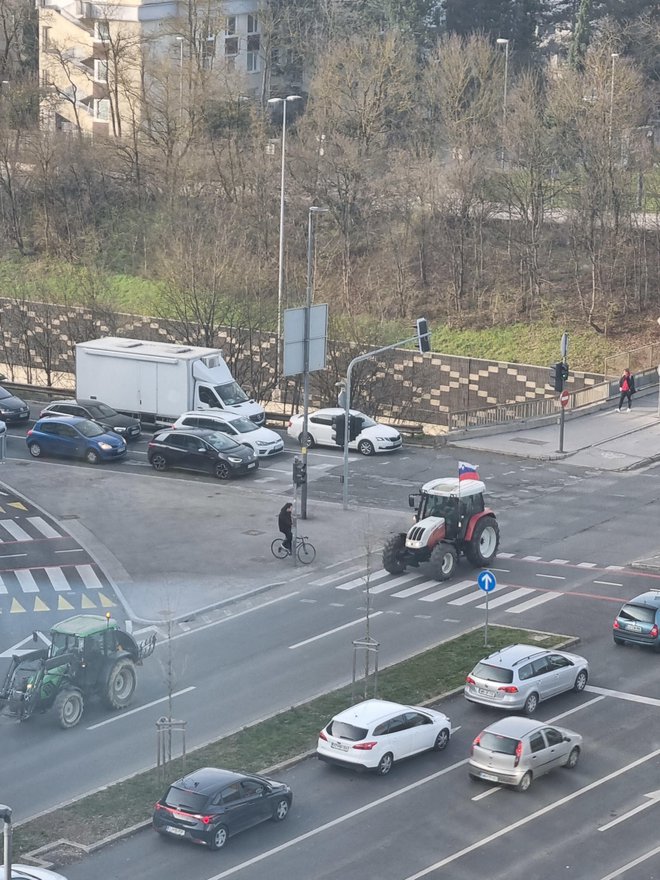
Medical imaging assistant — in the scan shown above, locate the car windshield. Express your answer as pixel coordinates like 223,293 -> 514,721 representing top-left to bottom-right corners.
326,720 -> 368,741
478,733 -> 519,755
355,413 -> 377,428
214,382 -> 248,405
0,388 -> 11,400
205,431 -> 241,452
619,604 -> 656,624
421,494 -> 457,519
164,786 -> 208,812
76,419 -> 105,438
228,417 -> 258,434
472,662 -> 513,684
85,402 -> 116,418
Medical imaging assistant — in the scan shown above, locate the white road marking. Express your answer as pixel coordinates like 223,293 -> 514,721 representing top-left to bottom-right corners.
26,516 -> 61,539
419,581 -> 478,603
161,593 -> 301,643
1,520 -> 32,541
87,687 -> 196,729
585,685 -> 660,709
497,552 -> 515,558
577,562 -> 597,568
45,567 -> 70,591
593,580 -> 623,587
55,548 -> 85,554
335,569 -> 390,590
0,553 -> 27,559
490,568 -> 510,573
598,788 -> 660,831
0,631 -> 50,657
598,843 -> 660,880
15,569 -> 39,593
506,592 -> 562,613
536,573 -> 565,580
393,580 -> 442,598
448,589 -> 487,606
289,612 -> 384,649
368,573 -> 419,594
549,558 -> 570,564
310,567 -> 362,586
605,565 -> 625,571
76,564 -> 103,589
0,575 -> 6,594
521,555 -> 541,562
476,588 -> 533,609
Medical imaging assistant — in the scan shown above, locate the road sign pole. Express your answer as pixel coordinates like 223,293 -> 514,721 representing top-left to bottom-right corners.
558,404 -> 566,454
485,591 -> 489,647
477,570 -> 496,647
558,332 -> 569,454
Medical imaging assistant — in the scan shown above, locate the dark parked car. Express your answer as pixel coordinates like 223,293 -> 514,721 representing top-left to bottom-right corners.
152,767 -> 292,850
26,416 -> 127,464
39,399 -> 141,441
147,428 -> 258,480
613,591 -> 660,651
0,385 -> 30,423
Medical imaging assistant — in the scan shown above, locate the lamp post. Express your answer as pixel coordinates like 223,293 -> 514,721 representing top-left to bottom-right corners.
609,52 -> 619,152
1,803 -> 12,880
175,37 -> 184,123
496,38 -> 509,169
267,94 -> 302,396
300,205 -> 328,519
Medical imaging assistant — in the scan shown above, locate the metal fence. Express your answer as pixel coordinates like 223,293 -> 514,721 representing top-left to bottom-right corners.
604,343 -> 660,378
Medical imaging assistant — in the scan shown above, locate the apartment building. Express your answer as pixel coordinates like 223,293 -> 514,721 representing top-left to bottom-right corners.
39,0 -> 263,136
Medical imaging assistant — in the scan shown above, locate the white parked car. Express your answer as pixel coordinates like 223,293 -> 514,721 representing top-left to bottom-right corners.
287,408 -> 402,456
8,866 -> 69,880
172,411 -> 284,457
317,699 -> 451,775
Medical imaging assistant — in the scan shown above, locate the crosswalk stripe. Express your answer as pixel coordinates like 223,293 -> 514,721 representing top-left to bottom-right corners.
27,516 -> 61,539
368,573 -> 420,594
419,581 -> 477,603
476,587 -> 533,609
311,566 -> 363,586
45,567 -> 71,592
336,569 -> 391,590
76,564 -> 103,589
448,588 -> 486,606
15,570 -> 39,593
1,520 -> 32,542
506,592 -> 562,613
392,580 -> 441,598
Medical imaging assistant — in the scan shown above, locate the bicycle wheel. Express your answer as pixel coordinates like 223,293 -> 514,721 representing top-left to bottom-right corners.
271,538 -> 289,559
297,540 -> 316,564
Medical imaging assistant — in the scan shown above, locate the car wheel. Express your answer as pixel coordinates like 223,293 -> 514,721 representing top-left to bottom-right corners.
573,670 -> 588,692
565,746 -> 580,769
433,728 -> 450,751
151,454 -> 168,471
297,432 -> 315,448
358,439 -> 375,456
207,824 -> 228,851
215,462 -> 231,480
376,752 -> 394,776
516,771 -> 533,793
84,448 -> 100,465
523,692 -> 539,715
28,442 -> 42,458
271,797 -> 290,821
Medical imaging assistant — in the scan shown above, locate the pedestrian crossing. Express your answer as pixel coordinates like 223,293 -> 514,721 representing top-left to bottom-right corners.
0,564 -> 116,613
310,568 -> 564,614
0,516 -> 67,542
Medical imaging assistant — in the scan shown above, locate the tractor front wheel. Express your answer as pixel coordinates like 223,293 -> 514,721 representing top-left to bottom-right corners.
382,534 -> 407,575
465,516 -> 500,568
103,658 -> 137,709
429,542 -> 459,581
54,687 -> 84,729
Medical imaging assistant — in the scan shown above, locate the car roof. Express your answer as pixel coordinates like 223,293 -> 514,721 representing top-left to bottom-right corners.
478,644 -> 551,669
36,415 -> 88,426
173,767 -> 244,794
623,591 -> 660,609
51,614 -> 117,636
480,716 -> 546,738
155,427 -> 217,438
179,411 -> 242,424
331,699 -> 415,726
295,408 -> 366,419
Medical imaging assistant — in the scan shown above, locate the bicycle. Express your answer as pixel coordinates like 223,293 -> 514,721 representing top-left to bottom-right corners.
271,535 -> 316,564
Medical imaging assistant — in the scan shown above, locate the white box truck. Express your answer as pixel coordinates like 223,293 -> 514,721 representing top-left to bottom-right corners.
75,337 -> 266,425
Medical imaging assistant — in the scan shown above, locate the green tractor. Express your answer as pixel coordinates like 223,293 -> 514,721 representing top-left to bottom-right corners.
0,614 -> 156,729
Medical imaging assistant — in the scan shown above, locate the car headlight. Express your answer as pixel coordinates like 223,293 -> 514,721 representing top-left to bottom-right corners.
98,442 -> 112,451
256,441 -> 269,447
114,426 -> 127,433
228,456 -> 243,464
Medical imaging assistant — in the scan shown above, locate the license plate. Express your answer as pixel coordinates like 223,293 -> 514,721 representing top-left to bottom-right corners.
479,772 -> 499,782
626,624 -> 642,632
248,462 -> 257,469
331,741 -> 349,752
165,826 -> 185,836
478,688 -> 493,696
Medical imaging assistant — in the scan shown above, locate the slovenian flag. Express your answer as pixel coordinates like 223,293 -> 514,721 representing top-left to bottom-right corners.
458,461 -> 479,482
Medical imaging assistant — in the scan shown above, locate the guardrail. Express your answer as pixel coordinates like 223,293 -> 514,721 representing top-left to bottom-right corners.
604,343 -> 660,378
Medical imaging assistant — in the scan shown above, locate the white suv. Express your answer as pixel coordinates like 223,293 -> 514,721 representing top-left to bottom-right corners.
172,411 -> 284,457
464,644 -> 589,715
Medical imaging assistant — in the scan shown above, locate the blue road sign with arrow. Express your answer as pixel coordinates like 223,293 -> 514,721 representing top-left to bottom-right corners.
477,570 -> 497,593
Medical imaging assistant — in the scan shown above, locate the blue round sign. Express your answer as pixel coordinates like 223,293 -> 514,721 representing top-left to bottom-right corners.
477,570 -> 497,593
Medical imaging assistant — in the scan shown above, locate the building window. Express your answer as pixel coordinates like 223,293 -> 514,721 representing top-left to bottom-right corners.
94,98 -> 110,121
225,16 -> 236,36
247,34 -> 260,72
225,37 -> 238,57
41,26 -> 51,49
94,59 -> 108,83
247,14 -> 258,34
94,20 -> 110,43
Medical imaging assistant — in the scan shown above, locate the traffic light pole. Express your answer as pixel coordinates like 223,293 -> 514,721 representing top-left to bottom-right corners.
558,332 -> 569,454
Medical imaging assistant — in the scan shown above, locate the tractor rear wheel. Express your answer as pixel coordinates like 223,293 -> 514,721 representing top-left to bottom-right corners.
103,658 -> 137,709
429,542 -> 459,581
465,516 -> 500,568
382,534 -> 407,575
54,687 -> 84,729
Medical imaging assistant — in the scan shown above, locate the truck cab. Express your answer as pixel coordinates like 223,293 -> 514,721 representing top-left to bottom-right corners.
196,381 -> 265,425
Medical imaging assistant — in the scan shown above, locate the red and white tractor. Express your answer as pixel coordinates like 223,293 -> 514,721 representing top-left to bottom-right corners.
382,478 -> 500,581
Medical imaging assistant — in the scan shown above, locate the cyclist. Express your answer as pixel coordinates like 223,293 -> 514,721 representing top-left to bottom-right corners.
278,502 -> 293,554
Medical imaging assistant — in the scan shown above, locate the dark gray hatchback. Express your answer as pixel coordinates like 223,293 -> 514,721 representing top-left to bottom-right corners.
152,767 -> 293,850
613,591 -> 660,651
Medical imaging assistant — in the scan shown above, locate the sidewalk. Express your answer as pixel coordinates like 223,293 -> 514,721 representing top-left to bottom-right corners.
450,389 -> 660,472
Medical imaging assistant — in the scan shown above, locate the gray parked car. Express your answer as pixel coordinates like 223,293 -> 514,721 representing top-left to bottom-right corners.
468,716 -> 582,792
464,644 -> 589,715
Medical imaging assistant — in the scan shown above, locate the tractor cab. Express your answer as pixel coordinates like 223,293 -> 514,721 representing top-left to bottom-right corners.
407,478 -> 486,547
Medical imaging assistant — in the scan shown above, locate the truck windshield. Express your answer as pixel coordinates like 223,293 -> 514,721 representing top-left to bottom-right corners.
421,495 -> 457,519
50,632 -> 76,656
214,382 -> 248,406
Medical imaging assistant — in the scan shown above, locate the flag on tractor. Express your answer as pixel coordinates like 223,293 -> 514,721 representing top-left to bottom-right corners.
458,461 -> 479,482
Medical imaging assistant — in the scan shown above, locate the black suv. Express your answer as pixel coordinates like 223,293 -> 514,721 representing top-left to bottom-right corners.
147,428 -> 258,479
152,767 -> 292,850
39,399 -> 141,441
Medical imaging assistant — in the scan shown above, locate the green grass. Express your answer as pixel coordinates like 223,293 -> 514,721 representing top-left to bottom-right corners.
12,625 -> 574,861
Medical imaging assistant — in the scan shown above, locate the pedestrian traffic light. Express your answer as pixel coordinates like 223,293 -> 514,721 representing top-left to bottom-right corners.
348,414 -> 363,442
416,317 -> 431,353
331,414 -> 346,447
293,457 -> 307,486
549,362 -> 566,392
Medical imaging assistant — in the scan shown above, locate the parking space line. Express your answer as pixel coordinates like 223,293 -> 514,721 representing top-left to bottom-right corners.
585,685 -> 660,709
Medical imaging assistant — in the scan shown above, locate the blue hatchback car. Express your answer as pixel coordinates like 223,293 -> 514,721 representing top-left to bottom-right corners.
26,416 -> 127,464
613,591 -> 660,651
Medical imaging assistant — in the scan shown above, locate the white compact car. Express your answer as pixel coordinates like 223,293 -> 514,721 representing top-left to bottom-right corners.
287,408 -> 402,456
317,699 -> 451,775
172,411 -> 284,457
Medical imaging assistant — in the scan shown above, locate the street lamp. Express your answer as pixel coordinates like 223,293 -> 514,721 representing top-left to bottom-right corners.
267,94 -> 302,396
496,38 -> 509,170
609,52 -> 619,152
0,803 -> 12,880
175,36 -> 184,123
300,205 -> 328,519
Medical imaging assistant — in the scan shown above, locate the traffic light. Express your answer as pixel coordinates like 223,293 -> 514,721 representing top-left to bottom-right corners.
331,414 -> 346,447
416,317 -> 431,353
348,414 -> 363,442
292,457 -> 307,486
549,362 -> 569,392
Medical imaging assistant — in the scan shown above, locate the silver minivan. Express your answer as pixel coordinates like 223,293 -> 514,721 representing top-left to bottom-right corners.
468,716 -> 582,792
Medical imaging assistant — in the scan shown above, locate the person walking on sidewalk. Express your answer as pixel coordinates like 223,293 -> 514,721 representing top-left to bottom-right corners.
617,369 -> 636,412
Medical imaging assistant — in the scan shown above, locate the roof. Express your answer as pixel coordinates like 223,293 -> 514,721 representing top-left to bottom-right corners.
77,337 -> 221,361
332,699 -> 412,726
178,410 -> 244,424
481,716 -> 545,738
175,767 -> 243,795
422,477 -> 486,497
36,415 -> 87,426
51,615 -> 117,636
482,644 -> 547,667
624,591 -> 660,609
